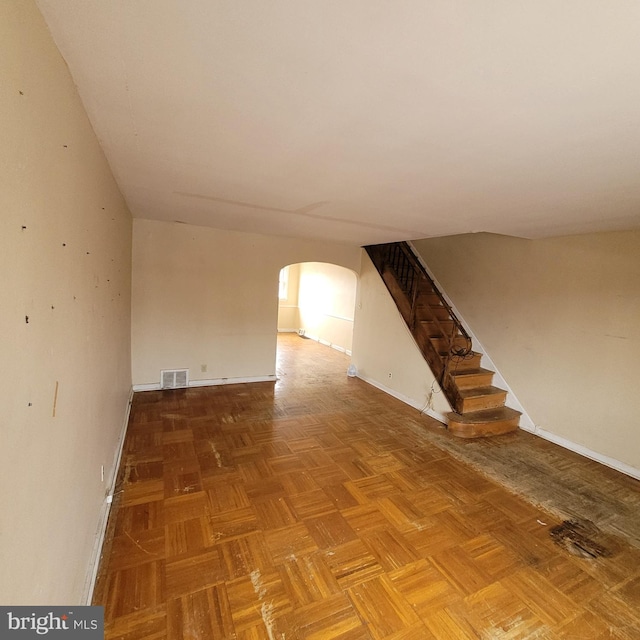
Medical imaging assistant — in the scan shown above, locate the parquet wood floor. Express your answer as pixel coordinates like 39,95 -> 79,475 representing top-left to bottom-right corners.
94,334 -> 640,639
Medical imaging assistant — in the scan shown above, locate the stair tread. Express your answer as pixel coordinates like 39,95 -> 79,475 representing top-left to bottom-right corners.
429,334 -> 467,342
449,367 -> 493,378
441,355 -> 482,372
418,320 -> 463,336
421,324 -> 455,331
440,351 -> 481,360
419,319 -> 457,327
448,350 -> 481,358
458,385 -> 507,399
447,406 -> 521,424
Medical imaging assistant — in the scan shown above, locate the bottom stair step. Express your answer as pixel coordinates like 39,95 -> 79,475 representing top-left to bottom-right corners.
447,407 -> 521,439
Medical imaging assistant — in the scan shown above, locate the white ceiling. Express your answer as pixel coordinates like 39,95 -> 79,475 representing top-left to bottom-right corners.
38,1 -> 640,246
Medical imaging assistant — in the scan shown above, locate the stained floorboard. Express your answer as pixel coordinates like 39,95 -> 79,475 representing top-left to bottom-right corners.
94,334 -> 640,639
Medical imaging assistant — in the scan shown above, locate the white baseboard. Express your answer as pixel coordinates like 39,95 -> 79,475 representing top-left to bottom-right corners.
131,382 -> 159,392
357,374 -> 448,425
189,375 -> 276,387
330,344 -> 353,357
277,328 -> 298,333
534,427 -> 640,481
298,333 -> 352,357
133,374 -> 277,392
83,386 -> 133,604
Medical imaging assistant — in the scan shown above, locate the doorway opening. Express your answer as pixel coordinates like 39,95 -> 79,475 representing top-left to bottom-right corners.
277,261 -> 358,356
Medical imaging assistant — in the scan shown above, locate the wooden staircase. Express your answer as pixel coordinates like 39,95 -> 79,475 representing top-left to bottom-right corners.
365,242 -> 520,438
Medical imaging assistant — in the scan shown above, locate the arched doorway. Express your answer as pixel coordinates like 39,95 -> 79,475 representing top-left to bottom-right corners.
277,262 -> 358,355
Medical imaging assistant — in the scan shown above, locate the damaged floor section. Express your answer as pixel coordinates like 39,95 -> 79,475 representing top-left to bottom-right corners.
94,333 -> 640,639
411,412 -> 640,551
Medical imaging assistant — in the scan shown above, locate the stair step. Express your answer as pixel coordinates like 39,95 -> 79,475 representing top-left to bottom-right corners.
419,319 -> 460,338
449,367 -> 494,390
442,351 -> 482,370
447,407 -> 521,438
414,303 -> 450,321
423,293 -> 442,305
425,306 -> 450,321
420,319 -> 455,333
430,334 -> 470,352
458,385 -> 507,412
417,280 -> 437,293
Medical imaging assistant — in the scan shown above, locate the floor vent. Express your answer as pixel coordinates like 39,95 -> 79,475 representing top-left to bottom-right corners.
161,369 -> 189,389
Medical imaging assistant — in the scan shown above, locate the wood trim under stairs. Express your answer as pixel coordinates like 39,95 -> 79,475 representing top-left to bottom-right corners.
365,242 -> 520,438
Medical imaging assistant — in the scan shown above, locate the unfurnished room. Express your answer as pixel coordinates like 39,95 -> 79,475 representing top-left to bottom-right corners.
2,1 -> 640,638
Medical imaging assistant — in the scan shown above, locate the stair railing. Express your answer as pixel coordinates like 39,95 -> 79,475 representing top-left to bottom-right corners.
365,241 -> 473,362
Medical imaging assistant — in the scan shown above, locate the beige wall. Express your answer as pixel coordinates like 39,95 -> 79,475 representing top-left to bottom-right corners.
277,263 -> 301,331
352,252 -> 451,419
298,262 -> 357,353
413,231 -> 640,471
0,1 -> 132,604
132,220 -> 360,386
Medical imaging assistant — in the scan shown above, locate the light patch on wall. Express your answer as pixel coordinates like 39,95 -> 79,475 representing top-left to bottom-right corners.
278,266 -> 289,300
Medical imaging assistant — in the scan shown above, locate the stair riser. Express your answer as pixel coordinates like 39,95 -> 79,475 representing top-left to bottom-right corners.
445,354 -> 482,371
414,306 -> 450,322
421,320 -> 455,334
452,372 -> 494,390
448,417 -> 519,438
431,306 -> 450,320
421,293 -> 441,305
459,392 -> 507,413
430,336 -> 469,352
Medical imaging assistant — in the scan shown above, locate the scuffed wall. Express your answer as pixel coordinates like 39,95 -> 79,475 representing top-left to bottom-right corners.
0,1 -> 132,603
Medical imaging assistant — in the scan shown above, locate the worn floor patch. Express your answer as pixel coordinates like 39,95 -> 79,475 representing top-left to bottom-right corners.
549,520 -> 614,559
